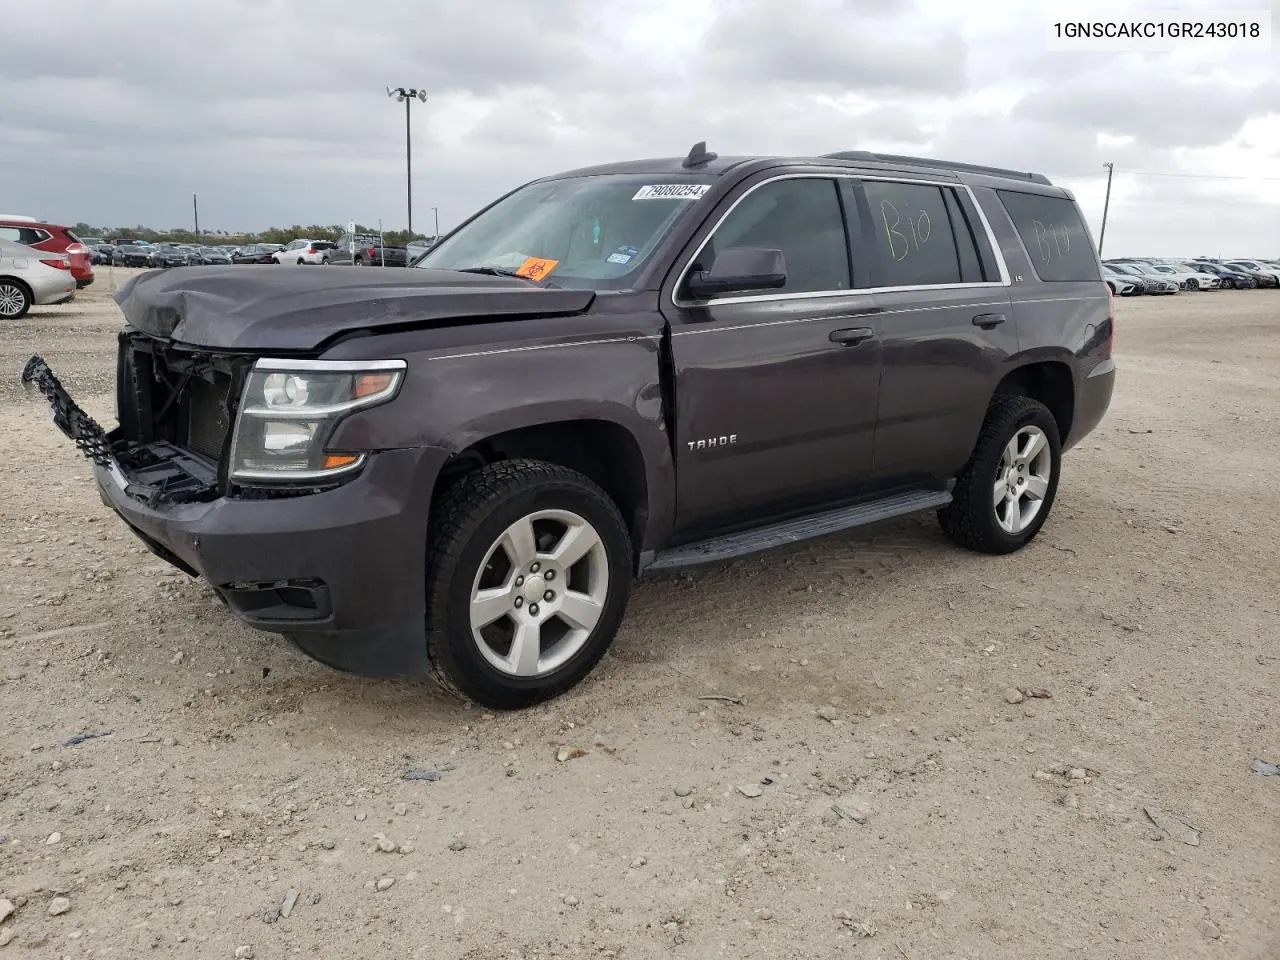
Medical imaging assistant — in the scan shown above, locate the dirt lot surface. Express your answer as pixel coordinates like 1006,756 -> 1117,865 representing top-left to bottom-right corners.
1,268 -> 1277,960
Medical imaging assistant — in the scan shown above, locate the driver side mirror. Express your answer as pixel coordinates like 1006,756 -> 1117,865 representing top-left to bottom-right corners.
685,247 -> 786,299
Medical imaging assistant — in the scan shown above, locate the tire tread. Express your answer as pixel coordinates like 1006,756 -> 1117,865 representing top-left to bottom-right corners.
938,394 -> 1060,554
424,458 -> 628,705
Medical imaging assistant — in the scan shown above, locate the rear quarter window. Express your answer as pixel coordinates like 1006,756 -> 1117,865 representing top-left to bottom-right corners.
996,190 -> 1100,282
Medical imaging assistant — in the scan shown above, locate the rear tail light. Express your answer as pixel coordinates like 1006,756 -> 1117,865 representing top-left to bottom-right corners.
367,247 -> 377,258
40,258 -> 71,270
65,243 -> 88,255
307,247 -> 317,255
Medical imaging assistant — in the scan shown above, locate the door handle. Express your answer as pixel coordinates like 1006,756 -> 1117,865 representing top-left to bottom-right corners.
829,327 -> 874,345
972,313 -> 1006,329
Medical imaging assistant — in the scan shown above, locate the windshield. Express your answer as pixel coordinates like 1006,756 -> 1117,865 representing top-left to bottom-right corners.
416,173 -> 717,289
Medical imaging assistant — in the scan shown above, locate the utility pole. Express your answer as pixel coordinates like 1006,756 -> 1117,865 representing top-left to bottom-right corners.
386,86 -> 428,233
432,206 -> 439,238
193,193 -> 200,236
1098,162 -> 1114,257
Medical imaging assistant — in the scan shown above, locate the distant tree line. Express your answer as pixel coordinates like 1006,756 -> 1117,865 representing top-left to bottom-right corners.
70,223 -> 435,247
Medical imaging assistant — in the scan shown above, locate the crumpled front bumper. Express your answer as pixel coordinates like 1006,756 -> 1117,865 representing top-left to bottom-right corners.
21,354 -> 451,678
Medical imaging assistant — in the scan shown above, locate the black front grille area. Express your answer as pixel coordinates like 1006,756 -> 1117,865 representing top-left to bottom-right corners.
186,375 -> 234,461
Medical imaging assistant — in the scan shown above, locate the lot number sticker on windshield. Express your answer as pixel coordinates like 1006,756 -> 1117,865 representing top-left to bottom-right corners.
633,184 -> 711,201
515,256 -> 560,281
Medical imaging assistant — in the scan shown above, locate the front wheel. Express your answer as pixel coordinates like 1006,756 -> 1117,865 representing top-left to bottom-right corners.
425,459 -> 633,709
938,395 -> 1062,555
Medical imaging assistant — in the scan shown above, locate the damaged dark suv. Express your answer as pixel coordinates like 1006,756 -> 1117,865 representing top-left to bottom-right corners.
24,143 -> 1115,709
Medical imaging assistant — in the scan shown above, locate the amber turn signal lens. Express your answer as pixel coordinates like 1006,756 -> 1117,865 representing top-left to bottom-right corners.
323,454 -> 359,469
354,373 -> 394,398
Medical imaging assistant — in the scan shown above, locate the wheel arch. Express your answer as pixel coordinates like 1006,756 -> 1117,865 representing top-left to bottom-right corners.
433,412 -> 663,563
993,357 -> 1075,444
0,274 -> 34,297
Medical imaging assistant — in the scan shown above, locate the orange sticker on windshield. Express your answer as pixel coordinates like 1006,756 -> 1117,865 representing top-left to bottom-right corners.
515,256 -> 560,281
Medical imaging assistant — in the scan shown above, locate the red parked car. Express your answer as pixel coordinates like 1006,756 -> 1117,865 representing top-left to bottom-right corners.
0,217 -> 94,288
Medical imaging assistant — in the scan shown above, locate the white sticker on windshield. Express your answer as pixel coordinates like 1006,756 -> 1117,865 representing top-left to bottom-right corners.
632,184 -> 710,201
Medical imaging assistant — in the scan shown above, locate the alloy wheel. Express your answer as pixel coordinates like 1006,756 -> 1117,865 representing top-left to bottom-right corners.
469,509 -> 609,678
993,426 -> 1053,535
0,283 -> 27,318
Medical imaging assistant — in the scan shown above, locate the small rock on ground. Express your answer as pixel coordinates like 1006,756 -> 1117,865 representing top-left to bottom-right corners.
0,898 -> 13,924
1197,920 -> 1222,940
449,840 -> 467,852
376,877 -> 395,891
674,785 -> 694,798
1003,688 -> 1026,704
0,928 -> 14,947
48,897 -> 71,916
563,895 -> 579,906
738,784 -> 764,798
235,947 -> 254,959
816,706 -> 839,721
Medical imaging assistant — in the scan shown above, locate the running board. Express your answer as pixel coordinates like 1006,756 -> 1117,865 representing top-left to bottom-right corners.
642,488 -> 953,574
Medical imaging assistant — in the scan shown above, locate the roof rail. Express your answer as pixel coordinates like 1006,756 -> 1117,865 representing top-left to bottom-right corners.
821,151 -> 1053,185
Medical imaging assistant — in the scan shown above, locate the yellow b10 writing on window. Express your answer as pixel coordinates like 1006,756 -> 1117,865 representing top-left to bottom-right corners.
1031,219 -> 1072,264
879,199 -> 931,262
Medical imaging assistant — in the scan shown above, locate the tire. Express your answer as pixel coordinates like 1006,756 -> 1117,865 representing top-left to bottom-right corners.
425,459 -> 633,709
297,258 -> 306,265
0,279 -> 32,319
354,257 -> 365,266
937,394 -> 1062,555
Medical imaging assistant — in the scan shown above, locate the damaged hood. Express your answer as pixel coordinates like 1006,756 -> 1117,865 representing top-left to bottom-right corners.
112,266 -> 597,352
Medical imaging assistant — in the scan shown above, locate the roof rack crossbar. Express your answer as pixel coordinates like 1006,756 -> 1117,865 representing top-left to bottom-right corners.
821,151 -> 1052,185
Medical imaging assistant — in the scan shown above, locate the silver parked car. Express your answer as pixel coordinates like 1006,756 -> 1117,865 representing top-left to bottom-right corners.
0,238 -> 76,319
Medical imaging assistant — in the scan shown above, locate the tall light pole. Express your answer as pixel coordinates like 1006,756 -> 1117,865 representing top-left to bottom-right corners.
432,206 -> 439,237
1098,162 -> 1114,257
386,86 -> 427,234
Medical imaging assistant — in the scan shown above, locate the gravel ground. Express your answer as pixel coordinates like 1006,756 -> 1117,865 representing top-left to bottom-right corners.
1,269 -> 1278,960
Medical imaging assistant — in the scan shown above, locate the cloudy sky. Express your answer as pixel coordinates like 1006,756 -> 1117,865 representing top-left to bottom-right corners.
5,0 -> 1278,256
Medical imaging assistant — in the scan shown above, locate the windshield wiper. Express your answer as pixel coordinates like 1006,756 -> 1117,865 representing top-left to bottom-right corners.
452,266 -> 530,279
448,266 -> 559,286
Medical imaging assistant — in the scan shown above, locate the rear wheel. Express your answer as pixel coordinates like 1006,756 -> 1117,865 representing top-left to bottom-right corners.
938,395 -> 1061,555
425,459 -> 633,709
0,280 -> 32,319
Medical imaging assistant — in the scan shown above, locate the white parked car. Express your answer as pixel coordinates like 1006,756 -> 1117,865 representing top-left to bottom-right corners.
0,238 -> 76,319
1101,266 -> 1140,296
1166,262 -> 1225,289
272,239 -> 337,265
1130,262 -> 1211,291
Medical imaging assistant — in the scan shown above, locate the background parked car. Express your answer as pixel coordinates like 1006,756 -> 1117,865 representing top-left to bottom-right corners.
0,238 -> 76,319
112,242 -> 152,267
0,217 -> 94,288
1102,266 -> 1142,296
330,232 -> 410,267
1106,262 -> 1179,294
192,248 -> 232,265
230,244 -> 279,264
1190,261 -> 1258,289
272,239 -> 336,264
1224,260 -> 1280,286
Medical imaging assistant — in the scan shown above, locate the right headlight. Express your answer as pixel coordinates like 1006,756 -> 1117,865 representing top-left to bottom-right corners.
228,358 -> 406,483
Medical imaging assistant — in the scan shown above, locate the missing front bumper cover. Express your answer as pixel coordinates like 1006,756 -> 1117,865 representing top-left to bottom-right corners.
22,354 -> 220,506
21,355 -> 113,466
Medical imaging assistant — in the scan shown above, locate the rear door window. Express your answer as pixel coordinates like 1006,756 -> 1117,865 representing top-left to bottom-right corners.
861,180 -> 977,287
996,190 -> 1100,282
